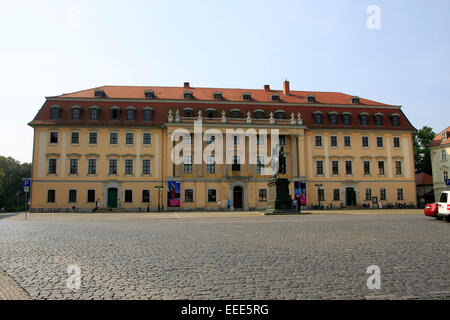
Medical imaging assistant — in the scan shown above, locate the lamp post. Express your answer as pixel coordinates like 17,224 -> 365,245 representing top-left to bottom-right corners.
314,184 -> 323,209
154,185 -> 163,212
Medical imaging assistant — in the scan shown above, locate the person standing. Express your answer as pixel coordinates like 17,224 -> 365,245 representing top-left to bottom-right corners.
217,200 -> 222,212
118,198 -> 121,209
227,199 -> 231,211
95,198 -> 100,212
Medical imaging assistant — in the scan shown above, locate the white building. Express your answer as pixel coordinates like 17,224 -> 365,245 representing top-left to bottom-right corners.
430,126 -> 450,200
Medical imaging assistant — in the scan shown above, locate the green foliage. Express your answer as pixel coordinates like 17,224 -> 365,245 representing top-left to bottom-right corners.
0,156 -> 31,212
413,126 -> 435,175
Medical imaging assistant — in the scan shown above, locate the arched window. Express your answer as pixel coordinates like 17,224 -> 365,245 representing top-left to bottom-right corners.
71,106 -> 82,120
307,95 -> 316,103
50,106 -> 61,120
94,89 -> 105,98
184,91 -> 193,99
143,107 -> 153,121
351,97 -> 360,104
374,113 -> 384,126
213,92 -> 223,100
144,90 -> 155,99
126,107 -> 136,121
328,112 -> 338,125
253,110 -> 265,119
359,113 -> 369,125
230,109 -> 241,118
342,112 -> 352,125
206,108 -> 217,118
183,108 -> 194,117
242,92 -> 252,101
89,106 -> 99,120
313,112 -> 323,124
274,110 -> 285,119
110,107 -> 121,120
390,114 -> 401,126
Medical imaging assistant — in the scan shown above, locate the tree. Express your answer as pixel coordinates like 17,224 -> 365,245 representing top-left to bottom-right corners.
413,126 -> 435,175
0,156 -> 31,211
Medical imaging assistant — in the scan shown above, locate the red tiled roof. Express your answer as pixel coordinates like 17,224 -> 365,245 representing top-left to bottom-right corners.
51,85 -> 396,106
429,126 -> 450,147
415,173 -> 433,185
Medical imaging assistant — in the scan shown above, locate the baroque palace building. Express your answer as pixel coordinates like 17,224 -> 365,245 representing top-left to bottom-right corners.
29,81 -> 417,212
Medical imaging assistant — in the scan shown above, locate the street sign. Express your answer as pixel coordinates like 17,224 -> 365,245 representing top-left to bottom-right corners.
445,179 -> 450,186
22,178 -> 31,188
24,186 -> 29,192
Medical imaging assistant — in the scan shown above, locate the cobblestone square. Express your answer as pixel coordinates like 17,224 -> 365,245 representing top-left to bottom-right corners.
0,212 -> 449,300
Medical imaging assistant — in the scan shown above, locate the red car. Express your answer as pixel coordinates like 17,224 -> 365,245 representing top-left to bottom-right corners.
424,203 -> 440,219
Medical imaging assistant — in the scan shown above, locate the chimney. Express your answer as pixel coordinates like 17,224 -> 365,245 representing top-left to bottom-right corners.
283,79 -> 290,96
184,82 -> 190,88
264,84 -> 270,92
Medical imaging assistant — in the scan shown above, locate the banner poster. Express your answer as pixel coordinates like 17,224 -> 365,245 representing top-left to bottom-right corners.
294,181 -> 307,205
167,181 -> 181,207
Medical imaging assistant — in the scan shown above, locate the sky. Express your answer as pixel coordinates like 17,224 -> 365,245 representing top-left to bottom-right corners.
0,0 -> 449,163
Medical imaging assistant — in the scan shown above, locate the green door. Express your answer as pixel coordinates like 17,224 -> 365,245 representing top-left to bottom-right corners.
108,188 -> 118,208
346,188 -> 356,206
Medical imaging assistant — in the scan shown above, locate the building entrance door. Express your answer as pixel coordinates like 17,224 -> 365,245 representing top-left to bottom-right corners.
346,187 -> 356,206
108,188 -> 118,208
233,186 -> 243,209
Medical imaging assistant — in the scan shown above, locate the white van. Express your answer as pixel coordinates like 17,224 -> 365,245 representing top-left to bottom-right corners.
437,191 -> 450,220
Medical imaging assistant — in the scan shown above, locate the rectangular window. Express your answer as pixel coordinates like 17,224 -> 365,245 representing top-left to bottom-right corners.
232,156 -> 241,172
365,189 -> 372,201
88,159 -> 97,175
184,189 -> 194,202
50,132 -> 58,144
441,150 -> 447,161
395,161 -> 402,175
125,132 -> 134,145
110,108 -> 120,120
380,188 -> 386,201
184,156 -> 193,174
69,159 -> 78,174
71,108 -> 81,120
233,135 -> 240,145
378,161 -> 385,175
124,190 -> 133,203
318,189 -> 325,201
259,189 -> 268,202
376,136 -> 384,147
256,135 -> 264,145
345,160 -> 352,175
315,136 -> 322,147
143,133 -> 152,145
331,160 -> 339,175
126,109 -> 135,121
256,156 -> 265,174
48,159 -> 57,174
363,161 -> 371,175
397,188 -> 404,201
316,160 -> 324,175
109,159 -> 118,174
207,189 -> 216,202
330,136 -> 338,147
89,108 -> 99,120
393,137 -> 401,148
143,109 -> 153,121
142,190 -> 150,203
333,189 -> 340,201
142,159 -> 151,175
344,136 -> 351,147
71,132 -> 80,144
47,190 -> 56,203
68,190 -> 77,203
444,171 -> 448,180
125,159 -> 134,174
87,190 -> 96,203
89,132 -> 98,144
110,132 -> 118,145
362,136 -> 369,147
206,156 -> 216,174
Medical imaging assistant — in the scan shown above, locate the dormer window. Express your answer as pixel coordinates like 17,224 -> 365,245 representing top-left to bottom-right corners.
253,109 -> 265,119
50,106 -> 61,120
230,109 -> 241,118
126,107 -> 136,121
71,106 -> 82,120
242,92 -> 252,101
328,112 -> 338,125
307,95 -> 316,103
313,112 -> 323,124
390,114 -> 401,126
110,107 -> 120,121
374,113 -> 384,126
274,110 -> 285,119
271,94 -> 281,102
206,108 -> 217,118
351,97 -> 360,104
342,112 -> 352,125
213,92 -> 223,100
94,89 -> 105,98
359,113 -> 369,125
443,131 -> 448,140
184,108 -> 194,117
144,90 -> 155,99
184,91 -> 193,99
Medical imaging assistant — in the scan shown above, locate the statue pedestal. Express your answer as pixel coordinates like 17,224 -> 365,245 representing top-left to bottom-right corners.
264,178 -> 298,215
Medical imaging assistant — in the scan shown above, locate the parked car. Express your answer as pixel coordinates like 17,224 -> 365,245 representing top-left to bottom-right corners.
437,191 -> 450,221
424,203 -> 440,219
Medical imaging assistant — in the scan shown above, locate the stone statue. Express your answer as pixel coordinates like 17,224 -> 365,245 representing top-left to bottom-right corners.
222,110 -> 227,123
168,109 -> 173,122
246,111 -> 252,123
175,109 -> 180,122
269,112 -> 275,124
270,143 -> 287,177
297,113 -> 303,125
